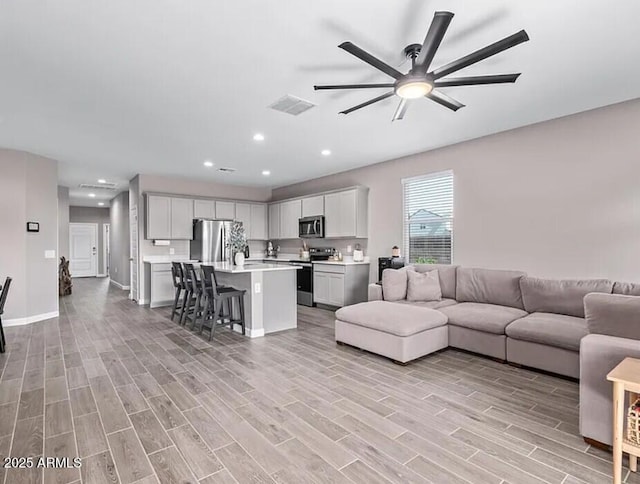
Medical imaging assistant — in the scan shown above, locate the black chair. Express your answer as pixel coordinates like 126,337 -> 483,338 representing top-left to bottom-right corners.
0,277 -> 12,353
199,267 -> 246,341
180,263 -> 196,326
170,262 -> 186,322
184,265 -> 205,330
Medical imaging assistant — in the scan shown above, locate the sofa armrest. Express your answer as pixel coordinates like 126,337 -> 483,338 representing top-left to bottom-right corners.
368,283 -> 383,301
580,334 -> 640,445
584,293 -> 640,339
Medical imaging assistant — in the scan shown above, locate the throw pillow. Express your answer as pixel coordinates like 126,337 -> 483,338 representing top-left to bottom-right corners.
382,267 -> 411,301
407,269 -> 442,302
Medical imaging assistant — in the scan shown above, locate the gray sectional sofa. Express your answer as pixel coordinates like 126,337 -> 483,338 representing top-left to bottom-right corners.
337,263 -> 640,446
360,264 -> 617,378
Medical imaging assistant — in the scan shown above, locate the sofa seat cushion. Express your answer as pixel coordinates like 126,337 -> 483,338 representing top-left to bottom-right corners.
393,299 -> 458,310
506,312 -> 587,351
335,301 -> 447,337
439,302 -> 527,334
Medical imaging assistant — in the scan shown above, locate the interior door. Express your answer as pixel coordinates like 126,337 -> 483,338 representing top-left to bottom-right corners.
130,205 -> 138,301
69,223 -> 98,277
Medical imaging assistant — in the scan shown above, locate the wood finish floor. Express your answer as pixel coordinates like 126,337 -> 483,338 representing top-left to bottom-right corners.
0,278 -> 635,484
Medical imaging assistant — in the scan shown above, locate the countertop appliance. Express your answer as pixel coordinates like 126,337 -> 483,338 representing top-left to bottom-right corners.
299,215 -> 325,239
190,219 -> 233,262
292,247 -> 334,307
378,256 -> 405,282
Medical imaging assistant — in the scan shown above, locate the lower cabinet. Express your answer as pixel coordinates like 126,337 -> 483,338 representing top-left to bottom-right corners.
313,264 -> 369,307
148,263 -> 176,308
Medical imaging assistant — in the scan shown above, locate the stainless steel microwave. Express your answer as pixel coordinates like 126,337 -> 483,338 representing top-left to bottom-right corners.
299,216 -> 325,238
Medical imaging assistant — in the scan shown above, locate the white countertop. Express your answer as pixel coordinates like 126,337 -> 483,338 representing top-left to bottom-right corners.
312,260 -> 370,266
143,255 -> 195,263
194,261 -> 301,274
249,256 -> 370,266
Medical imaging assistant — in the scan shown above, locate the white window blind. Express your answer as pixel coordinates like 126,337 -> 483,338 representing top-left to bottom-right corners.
402,170 -> 453,264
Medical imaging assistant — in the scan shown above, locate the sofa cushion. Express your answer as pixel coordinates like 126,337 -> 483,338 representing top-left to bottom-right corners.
520,277 -> 613,318
613,281 -> 640,296
413,264 -> 458,300
456,267 -> 526,309
407,270 -> 442,302
381,267 -> 411,301
336,301 -> 448,337
439,302 -> 527,334
393,298 -> 458,310
506,312 -> 587,351
584,293 -> 640,340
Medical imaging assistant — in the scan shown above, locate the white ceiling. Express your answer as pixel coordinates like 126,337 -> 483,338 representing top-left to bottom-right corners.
2,0 -> 640,206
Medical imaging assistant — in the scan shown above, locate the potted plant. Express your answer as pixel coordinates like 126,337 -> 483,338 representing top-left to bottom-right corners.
228,222 -> 247,266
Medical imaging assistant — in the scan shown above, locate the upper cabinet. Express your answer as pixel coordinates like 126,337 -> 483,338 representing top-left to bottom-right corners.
278,200 -> 302,239
215,201 -> 235,220
146,195 -> 193,240
234,203 -> 267,240
324,187 -> 368,238
301,196 -> 324,217
268,203 -> 280,239
250,204 -> 268,240
193,199 -> 215,219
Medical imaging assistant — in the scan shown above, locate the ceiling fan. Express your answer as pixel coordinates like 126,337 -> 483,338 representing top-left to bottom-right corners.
314,11 -> 529,121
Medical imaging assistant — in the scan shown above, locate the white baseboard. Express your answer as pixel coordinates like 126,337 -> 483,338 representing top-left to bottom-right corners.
109,279 -> 130,291
4,311 -> 60,327
97,273 -> 107,278
246,327 -> 265,338
138,298 -> 148,305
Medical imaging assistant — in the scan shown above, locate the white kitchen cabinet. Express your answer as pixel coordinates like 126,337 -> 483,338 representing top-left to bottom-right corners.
313,263 -> 369,307
148,263 -> 176,308
250,204 -> 268,240
146,195 -> 172,239
302,196 -> 324,217
279,200 -> 302,239
170,197 -> 194,239
235,202 -> 251,235
268,203 -> 280,239
323,188 -> 368,238
193,199 -> 215,219
216,201 -> 236,220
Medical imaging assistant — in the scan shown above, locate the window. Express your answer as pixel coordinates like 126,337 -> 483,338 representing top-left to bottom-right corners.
402,170 -> 453,264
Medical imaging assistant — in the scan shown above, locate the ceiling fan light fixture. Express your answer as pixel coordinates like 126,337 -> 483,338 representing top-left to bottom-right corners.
395,78 -> 433,99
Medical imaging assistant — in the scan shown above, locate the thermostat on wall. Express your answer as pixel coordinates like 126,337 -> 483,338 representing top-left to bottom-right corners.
27,222 -> 40,232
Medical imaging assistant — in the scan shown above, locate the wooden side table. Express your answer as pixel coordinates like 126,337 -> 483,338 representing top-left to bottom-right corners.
607,357 -> 640,484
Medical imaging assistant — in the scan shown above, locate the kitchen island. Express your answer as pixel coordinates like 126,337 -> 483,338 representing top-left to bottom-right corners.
200,262 -> 300,338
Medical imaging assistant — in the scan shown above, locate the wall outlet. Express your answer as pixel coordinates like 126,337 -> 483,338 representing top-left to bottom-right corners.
254,282 -> 261,294
44,250 -> 56,259
169,248 -> 175,255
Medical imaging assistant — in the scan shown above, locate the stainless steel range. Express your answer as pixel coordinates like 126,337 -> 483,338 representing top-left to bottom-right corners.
292,247 -> 334,307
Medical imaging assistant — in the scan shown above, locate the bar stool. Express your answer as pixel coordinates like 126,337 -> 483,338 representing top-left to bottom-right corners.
182,264 -> 205,329
180,263 -> 196,326
170,262 -> 186,322
0,277 -> 12,353
200,267 -> 246,340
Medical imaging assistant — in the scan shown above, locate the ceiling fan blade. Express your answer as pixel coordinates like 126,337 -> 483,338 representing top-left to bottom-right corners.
339,42 -> 404,79
426,90 -> 465,111
434,73 -> 521,87
392,99 -> 410,121
431,30 -> 529,80
314,83 -> 395,90
340,92 -> 395,115
414,11 -> 454,74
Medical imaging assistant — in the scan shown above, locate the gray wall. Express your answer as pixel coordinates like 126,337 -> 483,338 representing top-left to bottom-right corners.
273,99 -> 640,283
109,191 -> 130,288
131,174 -> 272,303
0,149 -> 58,322
57,186 -> 69,261
69,206 -> 111,275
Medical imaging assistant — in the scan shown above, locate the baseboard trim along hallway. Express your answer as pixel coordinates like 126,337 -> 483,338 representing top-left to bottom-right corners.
3,310 -> 59,327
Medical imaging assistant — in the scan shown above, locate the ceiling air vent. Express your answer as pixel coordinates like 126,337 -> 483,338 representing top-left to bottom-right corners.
218,167 -> 236,174
269,95 -> 315,116
78,183 -> 117,191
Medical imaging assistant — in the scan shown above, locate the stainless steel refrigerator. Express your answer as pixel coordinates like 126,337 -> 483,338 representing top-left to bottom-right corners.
190,219 -> 233,262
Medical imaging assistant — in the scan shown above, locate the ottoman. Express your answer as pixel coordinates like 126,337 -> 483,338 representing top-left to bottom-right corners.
335,301 -> 448,364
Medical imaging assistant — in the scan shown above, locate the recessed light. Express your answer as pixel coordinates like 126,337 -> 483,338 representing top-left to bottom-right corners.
88,193 -> 96,198
321,149 -> 331,156
203,160 -> 214,168
98,202 -> 105,206
262,170 -> 271,176
97,179 -> 106,184
253,133 -> 265,142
